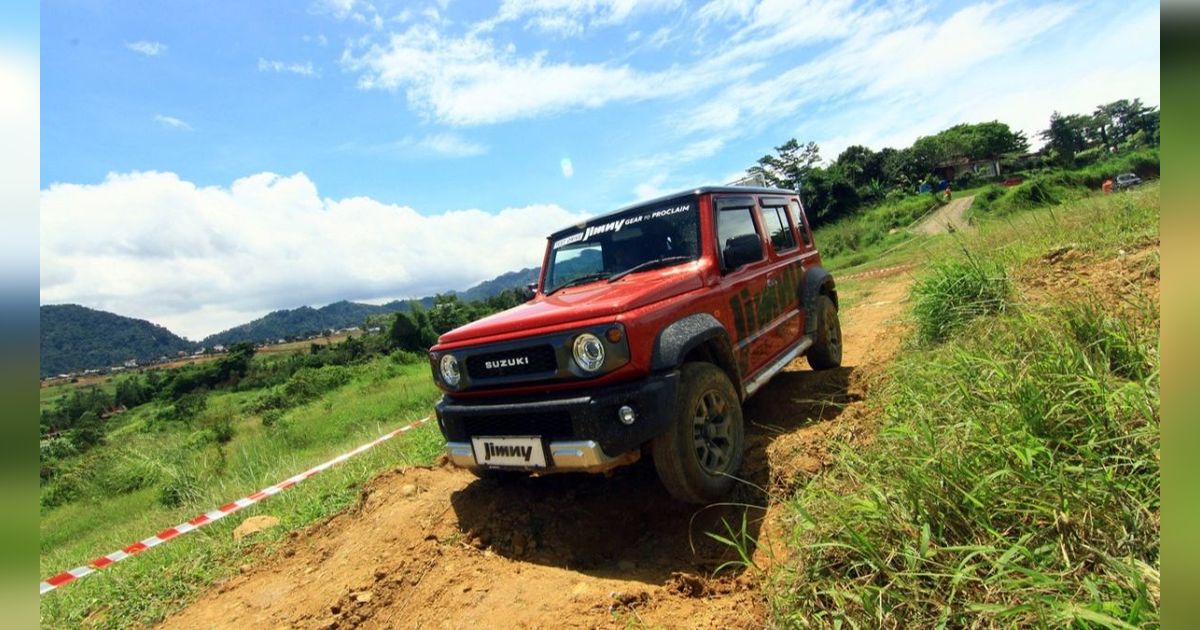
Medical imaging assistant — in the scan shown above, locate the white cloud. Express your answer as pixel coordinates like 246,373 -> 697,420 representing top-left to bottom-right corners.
680,1 -> 1079,145
258,58 -> 319,77
125,40 -> 167,56
627,137 -> 725,172
153,114 -> 192,130
482,0 -> 682,35
343,25 -> 716,125
338,132 -> 488,157
560,157 -> 574,177
40,171 -> 589,339
414,133 -> 488,157
633,173 -> 668,200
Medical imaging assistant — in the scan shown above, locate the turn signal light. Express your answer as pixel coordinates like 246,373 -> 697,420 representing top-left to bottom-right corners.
605,327 -> 623,343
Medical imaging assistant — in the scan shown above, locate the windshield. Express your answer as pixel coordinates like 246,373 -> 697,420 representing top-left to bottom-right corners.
544,196 -> 700,293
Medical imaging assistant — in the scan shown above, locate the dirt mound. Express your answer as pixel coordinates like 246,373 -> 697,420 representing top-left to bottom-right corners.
162,277 -> 913,630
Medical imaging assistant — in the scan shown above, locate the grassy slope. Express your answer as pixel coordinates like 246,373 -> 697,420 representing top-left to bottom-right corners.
40,358 -> 443,628
771,185 -> 1159,627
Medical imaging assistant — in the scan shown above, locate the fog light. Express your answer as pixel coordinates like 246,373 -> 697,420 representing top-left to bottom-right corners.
618,405 -> 636,425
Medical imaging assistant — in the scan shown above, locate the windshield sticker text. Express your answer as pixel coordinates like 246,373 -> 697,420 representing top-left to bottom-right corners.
553,203 -> 692,249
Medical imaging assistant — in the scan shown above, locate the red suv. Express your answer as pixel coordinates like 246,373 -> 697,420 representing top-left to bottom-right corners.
429,187 -> 841,503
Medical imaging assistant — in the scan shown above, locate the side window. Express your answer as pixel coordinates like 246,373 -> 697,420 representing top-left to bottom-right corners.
759,205 -> 797,253
717,206 -> 764,271
789,200 -> 812,246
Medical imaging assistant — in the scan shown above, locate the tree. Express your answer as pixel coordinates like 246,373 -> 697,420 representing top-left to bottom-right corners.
747,139 -> 821,189
429,294 -> 471,335
1040,111 -> 1088,167
72,411 -> 104,450
389,311 -> 423,352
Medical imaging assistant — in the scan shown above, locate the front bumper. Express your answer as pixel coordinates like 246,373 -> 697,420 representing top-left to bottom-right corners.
436,370 -> 680,471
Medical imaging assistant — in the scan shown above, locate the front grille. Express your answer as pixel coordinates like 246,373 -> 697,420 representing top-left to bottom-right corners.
463,411 -> 574,439
466,345 -> 557,380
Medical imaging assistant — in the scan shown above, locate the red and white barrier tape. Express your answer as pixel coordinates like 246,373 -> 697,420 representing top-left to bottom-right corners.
39,416 -> 432,596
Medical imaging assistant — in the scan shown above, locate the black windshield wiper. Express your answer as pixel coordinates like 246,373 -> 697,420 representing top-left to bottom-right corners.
547,272 -> 612,295
608,255 -> 693,282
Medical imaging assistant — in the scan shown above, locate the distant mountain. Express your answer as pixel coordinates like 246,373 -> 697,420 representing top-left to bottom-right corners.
458,267 -> 540,303
40,305 -> 196,377
199,300 -> 415,347
40,266 -> 543,375
201,266 -> 541,347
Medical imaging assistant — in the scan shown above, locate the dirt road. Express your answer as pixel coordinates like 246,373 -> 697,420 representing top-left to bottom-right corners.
163,277 -> 912,630
913,195 -> 974,235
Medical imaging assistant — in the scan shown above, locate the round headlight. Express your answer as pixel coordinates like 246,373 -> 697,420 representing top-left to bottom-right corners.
439,354 -> 461,387
572,333 -> 605,373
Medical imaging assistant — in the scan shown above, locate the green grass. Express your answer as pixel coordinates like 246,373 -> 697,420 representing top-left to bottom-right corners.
39,357 -> 443,628
770,185 -> 1160,627
911,252 -> 1011,343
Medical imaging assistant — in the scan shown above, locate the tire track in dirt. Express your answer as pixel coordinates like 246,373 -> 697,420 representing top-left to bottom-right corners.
913,195 -> 974,235
162,276 -> 913,630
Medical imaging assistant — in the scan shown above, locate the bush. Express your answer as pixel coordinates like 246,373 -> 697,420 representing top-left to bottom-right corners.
261,408 -> 283,427
211,415 -> 235,444
40,474 -> 83,510
158,465 -> 203,508
911,253 -> 1011,343
94,452 -> 162,495
390,349 -> 424,365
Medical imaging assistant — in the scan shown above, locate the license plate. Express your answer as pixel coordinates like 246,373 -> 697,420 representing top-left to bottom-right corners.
471,436 -> 547,468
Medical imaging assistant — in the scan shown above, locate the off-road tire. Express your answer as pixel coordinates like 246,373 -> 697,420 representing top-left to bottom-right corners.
807,294 -> 842,370
652,362 -> 745,504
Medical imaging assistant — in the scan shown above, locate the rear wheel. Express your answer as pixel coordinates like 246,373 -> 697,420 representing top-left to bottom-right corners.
652,362 -> 745,504
807,294 -> 842,370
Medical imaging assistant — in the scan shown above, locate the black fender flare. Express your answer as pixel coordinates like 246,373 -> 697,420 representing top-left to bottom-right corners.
800,266 -> 838,336
649,314 -> 743,396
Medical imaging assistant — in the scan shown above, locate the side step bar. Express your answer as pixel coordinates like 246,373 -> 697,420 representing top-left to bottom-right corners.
744,336 -> 812,398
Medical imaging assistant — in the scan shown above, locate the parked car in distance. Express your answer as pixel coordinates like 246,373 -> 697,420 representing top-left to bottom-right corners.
1114,173 -> 1143,190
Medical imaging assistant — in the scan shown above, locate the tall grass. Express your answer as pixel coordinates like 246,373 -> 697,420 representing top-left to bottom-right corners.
773,299 -> 1159,627
770,187 -> 1160,628
911,249 -> 1012,343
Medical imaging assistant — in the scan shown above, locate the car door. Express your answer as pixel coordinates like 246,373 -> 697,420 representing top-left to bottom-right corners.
712,195 -> 773,379
756,196 -> 805,361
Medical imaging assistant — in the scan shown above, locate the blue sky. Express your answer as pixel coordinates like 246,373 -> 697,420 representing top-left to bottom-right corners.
40,0 -> 1161,339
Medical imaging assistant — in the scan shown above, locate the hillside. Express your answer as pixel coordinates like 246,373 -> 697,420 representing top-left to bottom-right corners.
40,305 -> 195,376
39,266 -> 545,374
199,300 -> 411,347
458,267 -> 539,303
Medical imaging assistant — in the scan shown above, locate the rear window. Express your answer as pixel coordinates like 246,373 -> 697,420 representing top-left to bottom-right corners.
759,204 -> 797,253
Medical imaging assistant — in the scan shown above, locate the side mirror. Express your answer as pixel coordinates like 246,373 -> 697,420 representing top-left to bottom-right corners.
723,234 -> 764,270
521,282 -> 537,301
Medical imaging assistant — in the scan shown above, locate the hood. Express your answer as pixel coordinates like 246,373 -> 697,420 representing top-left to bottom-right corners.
437,264 -> 705,346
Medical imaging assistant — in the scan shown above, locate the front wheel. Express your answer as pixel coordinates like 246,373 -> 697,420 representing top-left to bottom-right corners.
652,362 -> 745,504
807,294 -> 843,370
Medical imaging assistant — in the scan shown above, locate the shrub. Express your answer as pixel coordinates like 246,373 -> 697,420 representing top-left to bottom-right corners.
211,415 -> 235,444
911,253 -> 1011,343
94,452 -> 162,495
261,408 -> 283,427
158,465 -> 203,508
390,349 -> 424,365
